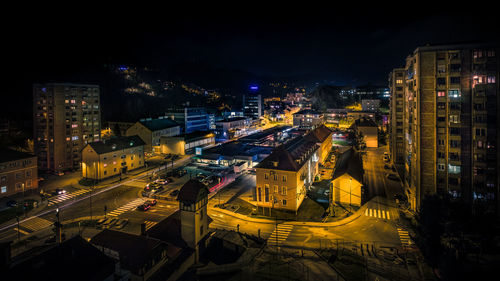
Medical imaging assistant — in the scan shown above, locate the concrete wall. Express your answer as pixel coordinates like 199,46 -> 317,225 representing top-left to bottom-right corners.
331,174 -> 362,206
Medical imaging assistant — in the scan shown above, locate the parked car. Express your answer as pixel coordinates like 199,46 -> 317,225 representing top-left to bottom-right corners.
53,171 -> 64,176
173,169 -> 187,177
6,200 -> 18,207
155,178 -> 169,185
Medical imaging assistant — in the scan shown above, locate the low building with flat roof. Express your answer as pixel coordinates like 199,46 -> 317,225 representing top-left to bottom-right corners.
160,131 -> 215,156
126,117 -> 181,153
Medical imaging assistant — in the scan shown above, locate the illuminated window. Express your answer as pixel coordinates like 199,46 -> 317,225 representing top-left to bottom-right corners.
281,186 -> 287,195
487,76 -> 496,83
273,185 -> 278,193
282,199 -> 287,206
396,79 -> 403,84
448,164 -> 461,174
437,91 -> 446,97
449,90 -> 461,98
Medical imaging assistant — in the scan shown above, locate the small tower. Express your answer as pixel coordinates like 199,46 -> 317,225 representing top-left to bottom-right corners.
178,179 -> 209,260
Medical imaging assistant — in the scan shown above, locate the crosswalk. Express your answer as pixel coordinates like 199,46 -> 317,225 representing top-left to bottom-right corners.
267,224 -> 294,247
144,220 -> 158,231
48,189 -> 90,206
108,198 -> 144,217
364,208 -> 392,220
397,228 -> 412,247
14,217 -> 54,235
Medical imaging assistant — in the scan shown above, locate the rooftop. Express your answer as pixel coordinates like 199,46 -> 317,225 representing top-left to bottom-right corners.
178,179 -> 209,204
139,118 -> 180,131
257,135 -> 318,171
331,148 -> 363,183
88,135 -> 145,154
354,117 -> 377,127
305,125 -> 333,143
0,148 -> 35,163
91,229 -> 181,274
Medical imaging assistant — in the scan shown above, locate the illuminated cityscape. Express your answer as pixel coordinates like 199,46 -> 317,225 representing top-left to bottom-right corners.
1,8 -> 500,281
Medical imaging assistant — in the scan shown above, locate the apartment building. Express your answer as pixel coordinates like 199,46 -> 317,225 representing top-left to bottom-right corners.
0,149 -> 38,198
292,109 -> 324,129
254,135 -> 320,213
400,43 -> 499,213
33,83 -> 101,172
243,93 -> 262,119
81,135 -> 145,181
165,108 -> 214,133
389,68 -> 406,176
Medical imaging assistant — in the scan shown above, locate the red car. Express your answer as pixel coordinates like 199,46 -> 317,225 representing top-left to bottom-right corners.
137,203 -> 151,211
145,199 -> 157,206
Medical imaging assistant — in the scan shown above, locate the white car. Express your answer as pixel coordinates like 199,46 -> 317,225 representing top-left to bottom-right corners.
155,178 -> 169,185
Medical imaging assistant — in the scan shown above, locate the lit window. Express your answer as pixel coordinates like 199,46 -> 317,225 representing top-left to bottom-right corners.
448,164 -> 461,174
487,76 -> 496,83
72,136 -> 78,141
437,91 -> 446,97
449,90 -> 461,98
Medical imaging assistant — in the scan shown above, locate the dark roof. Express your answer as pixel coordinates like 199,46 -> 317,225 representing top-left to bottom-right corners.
257,136 -> 318,171
217,117 -> 248,122
331,148 -> 363,183
294,109 -> 322,115
139,118 -> 180,131
88,135 -> 145,154
91,229 -> 181,274
0,148 -> 35,163
354,117 -> 377,127
178,179 -> 209,204
239,125 -> 291,142
7,236 -> 115,281
305,125 -> 332,143
146,210 -> 187,248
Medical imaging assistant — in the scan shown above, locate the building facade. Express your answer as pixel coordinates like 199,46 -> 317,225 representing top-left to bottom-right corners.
33,83 -> 101,172
165,108 -> 214,133
82,135 -> 145,181
215,117 -> 251,140
361,99 -> 381,112
0,149 -> 38,198
389,68 -> 406,176
399,43 -> 499,213
125,117 -> 180,153
243,93 -> 262,119
254,136 -> 320,213
292,109 -> 324,129
160,131 -> 215,156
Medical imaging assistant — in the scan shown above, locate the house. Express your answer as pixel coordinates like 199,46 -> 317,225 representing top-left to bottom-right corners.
330,148 -> 364,207
304,125 -> 333,164
292,109 -> 324,129
126,118 -> 180,153
255,135 -> 319,212
0,148 -> 38,198
353,117 -> 378,148
82,135 -> 145,181
215,117 -> 250,140
6,236 -> 115,281
91,229 -> 182,281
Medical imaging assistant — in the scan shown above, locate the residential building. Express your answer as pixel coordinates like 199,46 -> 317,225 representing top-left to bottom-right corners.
400,43 -> 499,213
160,131 -> 215,156
81,135 -> 145,181
33,83 -> 101,172
361,99 -> 381,112
292,109 -> 324,129
389,68 -> 406,176
215,117 -> 251,140
165,107 -> 214,133
6,236 -> 115,281
353,117 -> 378,148
254,135 -> 320,213
126,117 -> 180,153
243,90 -> 262,119
304,125 -> 333,164
330,148 -> 364,207
91,229 -> 182,281
0,148 -> 38,197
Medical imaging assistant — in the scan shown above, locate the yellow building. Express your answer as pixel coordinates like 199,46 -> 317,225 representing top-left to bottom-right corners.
0,149 -> 38,198
330,148 -> 364,207
82,135 -> 145,181
255,136 -> 319,212
305,125 -> 333,164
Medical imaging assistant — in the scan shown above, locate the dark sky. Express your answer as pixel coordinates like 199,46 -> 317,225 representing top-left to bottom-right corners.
7,6 -> 500,87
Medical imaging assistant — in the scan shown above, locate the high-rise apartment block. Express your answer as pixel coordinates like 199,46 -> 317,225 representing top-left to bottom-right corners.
243,87 -> 262,119
33,83 -> 101,172
389,68 -> 406,176
389,43 -> 499,214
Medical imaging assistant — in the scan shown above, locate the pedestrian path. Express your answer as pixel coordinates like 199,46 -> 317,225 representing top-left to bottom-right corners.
397,228 -> 412,247
108,198 -> 144,217
364,208 -> 392,220
267,224 -> 294,247
17,217 -> 54,234
144,220 -> 158,231
48,189 -> 90,206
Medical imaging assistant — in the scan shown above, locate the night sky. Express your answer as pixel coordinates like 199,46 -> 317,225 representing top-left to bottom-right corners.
6,7 -> 500,96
